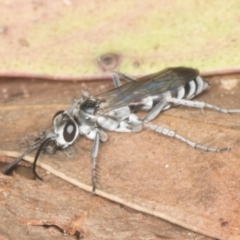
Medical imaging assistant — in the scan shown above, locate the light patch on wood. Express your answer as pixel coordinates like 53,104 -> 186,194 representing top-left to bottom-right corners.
220,79 -> 239,90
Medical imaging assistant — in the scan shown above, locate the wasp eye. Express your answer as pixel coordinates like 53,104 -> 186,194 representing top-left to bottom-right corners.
52,110 -> 64,124
63,120 -> 77,142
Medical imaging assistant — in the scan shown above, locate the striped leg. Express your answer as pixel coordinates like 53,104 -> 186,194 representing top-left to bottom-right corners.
166,97 -> 240,114
91,131 -> 100,193
144,122 -> 230,152
143,99 -> 166,122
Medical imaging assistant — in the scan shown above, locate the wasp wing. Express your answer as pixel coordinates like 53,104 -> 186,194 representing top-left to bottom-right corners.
97,67 -> 199,111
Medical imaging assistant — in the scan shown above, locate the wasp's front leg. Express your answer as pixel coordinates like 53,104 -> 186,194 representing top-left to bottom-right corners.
91,131 -> 100,193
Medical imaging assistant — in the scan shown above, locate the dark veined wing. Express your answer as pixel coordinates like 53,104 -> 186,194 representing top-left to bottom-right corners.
97,67 -> 199,111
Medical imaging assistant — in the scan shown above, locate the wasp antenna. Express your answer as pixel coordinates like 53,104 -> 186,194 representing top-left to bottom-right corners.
32,138 -> 53,181
0,148 -> 33,174
1,133 -> 56,174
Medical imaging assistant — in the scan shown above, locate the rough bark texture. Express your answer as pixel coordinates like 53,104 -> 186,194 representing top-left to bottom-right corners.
1,75 -> 240,239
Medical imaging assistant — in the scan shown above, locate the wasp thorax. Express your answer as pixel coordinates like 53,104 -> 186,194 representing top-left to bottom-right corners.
72,99 -> 98,128
80,99 -> 98,115
52,111 -> 78,148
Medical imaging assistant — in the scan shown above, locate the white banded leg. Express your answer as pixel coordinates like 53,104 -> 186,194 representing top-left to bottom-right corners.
91,131 -> 100,193
144,122 -> 230,152
112,72 -> 135,88
166,97 -> 240,114
143,99 -> 166,122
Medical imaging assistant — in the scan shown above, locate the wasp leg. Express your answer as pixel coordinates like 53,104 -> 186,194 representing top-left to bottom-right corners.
142,99 -> 166,123
144,122 -> 230,152
166,97 -> 240,114
67,97 -> 84,114
91,131 -> 100,193
112,72 -> 135,88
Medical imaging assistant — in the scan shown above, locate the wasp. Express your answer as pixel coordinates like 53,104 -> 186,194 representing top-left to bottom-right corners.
1,67 -> 240,192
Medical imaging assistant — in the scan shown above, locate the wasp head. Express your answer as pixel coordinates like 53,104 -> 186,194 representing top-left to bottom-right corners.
32,110 -> 79,180
52,110 -> 79,148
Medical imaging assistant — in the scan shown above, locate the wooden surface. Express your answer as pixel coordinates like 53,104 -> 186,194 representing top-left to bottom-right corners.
1,75 -> 240,239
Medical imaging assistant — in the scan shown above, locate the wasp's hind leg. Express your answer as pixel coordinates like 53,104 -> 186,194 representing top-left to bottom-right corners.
166,97 -> 240,114
112,72 -> 135,88
144,122 -> 230,152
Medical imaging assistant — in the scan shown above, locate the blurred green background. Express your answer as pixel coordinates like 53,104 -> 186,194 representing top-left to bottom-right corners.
0,0 -> 239,79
